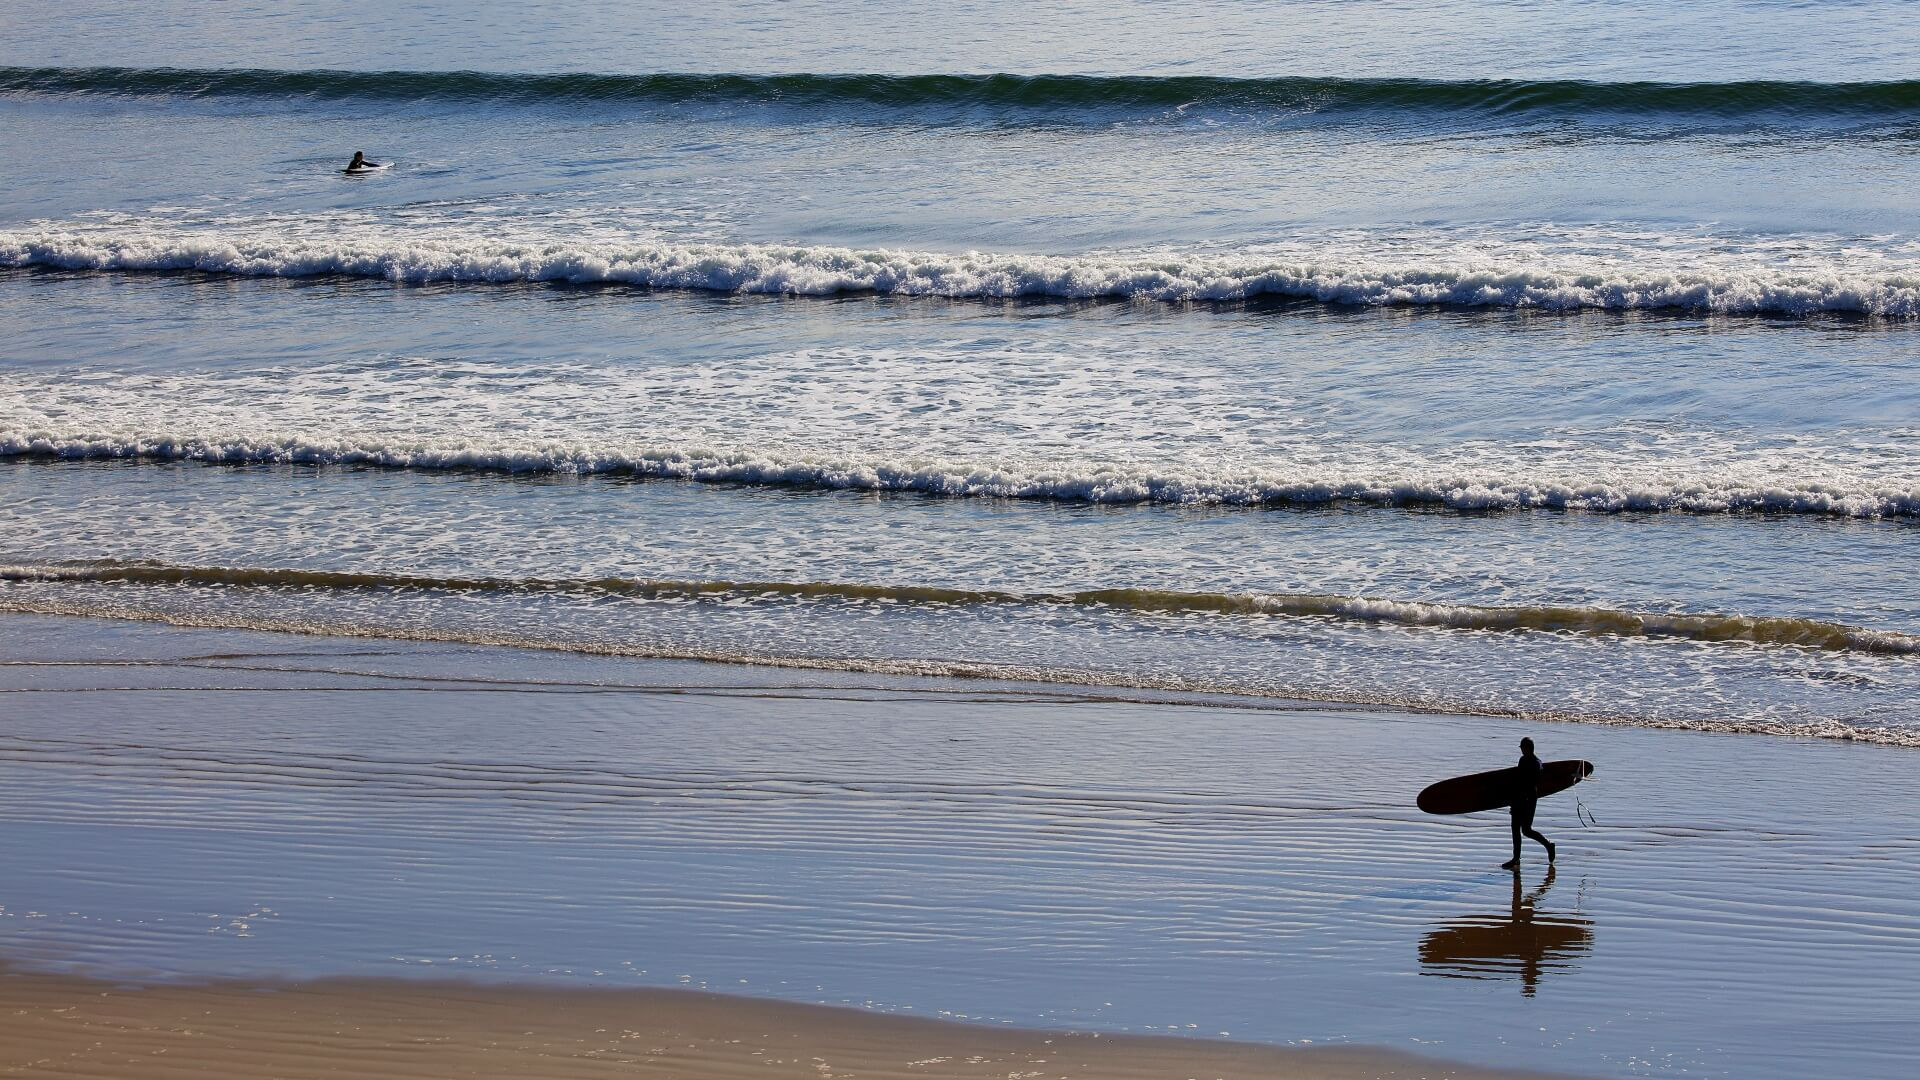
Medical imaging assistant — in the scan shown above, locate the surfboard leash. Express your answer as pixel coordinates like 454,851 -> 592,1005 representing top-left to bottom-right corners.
1575,770 -> 1599,828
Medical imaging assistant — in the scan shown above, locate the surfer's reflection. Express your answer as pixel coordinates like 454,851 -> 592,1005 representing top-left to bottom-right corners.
1418,866 -> 1592,996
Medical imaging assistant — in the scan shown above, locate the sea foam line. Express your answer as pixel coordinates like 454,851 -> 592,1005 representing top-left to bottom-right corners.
5,561 -> 1918,656
4,427 -> 1918,518
5,228 -> 1918,316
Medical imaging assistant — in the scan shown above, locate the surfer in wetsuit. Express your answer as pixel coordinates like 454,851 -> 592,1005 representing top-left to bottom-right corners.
1502,737 -> 1556,869
343,151 -> 382,173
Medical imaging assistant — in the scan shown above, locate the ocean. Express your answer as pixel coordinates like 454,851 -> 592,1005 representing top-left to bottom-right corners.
2,6 -> 1919,1076
4,1 -> 1919,742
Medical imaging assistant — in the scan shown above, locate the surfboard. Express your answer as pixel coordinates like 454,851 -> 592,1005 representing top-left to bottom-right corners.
1417,759 -> 1593,815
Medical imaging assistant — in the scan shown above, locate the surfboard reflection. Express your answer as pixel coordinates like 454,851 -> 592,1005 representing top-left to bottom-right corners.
1419,865 -> 1592,995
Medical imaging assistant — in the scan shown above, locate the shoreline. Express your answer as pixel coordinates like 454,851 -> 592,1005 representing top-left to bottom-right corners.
0,965 -> 1576,1080
3,602 -> 1914,747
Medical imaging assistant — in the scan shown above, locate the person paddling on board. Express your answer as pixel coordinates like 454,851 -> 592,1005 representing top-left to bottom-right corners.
343,151 -> 382,173
1502,737 -> 1556,869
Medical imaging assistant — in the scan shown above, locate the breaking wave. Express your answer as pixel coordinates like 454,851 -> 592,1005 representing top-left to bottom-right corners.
4,427 -> 1917,518
7,561 -> 1918,656
6,227 -> 1917,316
6,66 -> 1920,122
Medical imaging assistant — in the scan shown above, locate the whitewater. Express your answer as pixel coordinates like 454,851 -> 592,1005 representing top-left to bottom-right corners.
5,427 -> 1918,518
7,223 -> 1919,316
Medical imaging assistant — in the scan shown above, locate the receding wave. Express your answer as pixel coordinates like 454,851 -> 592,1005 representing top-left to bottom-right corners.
5,561 -> 1917,657
4,428 -> 1917,517
6,66 -> 1919,121
6,228 -> 1917,316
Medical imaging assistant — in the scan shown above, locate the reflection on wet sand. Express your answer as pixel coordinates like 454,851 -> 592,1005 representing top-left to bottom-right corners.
1420,866 -> 1593,995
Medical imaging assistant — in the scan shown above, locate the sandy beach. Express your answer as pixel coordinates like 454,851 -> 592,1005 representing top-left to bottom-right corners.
0,965 -> 1572,1080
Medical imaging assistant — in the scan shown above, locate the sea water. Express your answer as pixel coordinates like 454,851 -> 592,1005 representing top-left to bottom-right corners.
4,1 -> 1920,739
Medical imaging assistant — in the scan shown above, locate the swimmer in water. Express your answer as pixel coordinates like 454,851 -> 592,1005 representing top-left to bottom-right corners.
343,151 -> 382,173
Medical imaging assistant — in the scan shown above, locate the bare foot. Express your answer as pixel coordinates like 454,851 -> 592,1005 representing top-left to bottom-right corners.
1500,858 -> 1519,870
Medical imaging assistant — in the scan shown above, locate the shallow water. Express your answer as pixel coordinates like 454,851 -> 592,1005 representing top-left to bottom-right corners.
2,615 -> 1916,1080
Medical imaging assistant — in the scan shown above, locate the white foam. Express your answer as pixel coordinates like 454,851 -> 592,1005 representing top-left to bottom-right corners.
6,220 -> 1919,315
5,426 -> 1918,517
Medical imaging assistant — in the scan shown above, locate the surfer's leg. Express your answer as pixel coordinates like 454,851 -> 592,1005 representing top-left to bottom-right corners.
1503,815 -> 1522,868
1515,803 -> 1553,860
1524,826 -> 1554,860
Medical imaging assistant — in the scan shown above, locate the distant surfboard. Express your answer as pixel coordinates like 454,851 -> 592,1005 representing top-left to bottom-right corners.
1417,759 -> 1593,815
342,163 -> 390,175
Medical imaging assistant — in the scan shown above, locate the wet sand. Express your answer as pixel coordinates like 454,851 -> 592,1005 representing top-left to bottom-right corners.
2,614 -> 1917,1079
0,966 -> 1568,1079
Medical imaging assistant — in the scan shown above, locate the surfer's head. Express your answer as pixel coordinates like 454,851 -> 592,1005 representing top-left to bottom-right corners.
348,151 -> 366,169
1520,737 -> 1534,753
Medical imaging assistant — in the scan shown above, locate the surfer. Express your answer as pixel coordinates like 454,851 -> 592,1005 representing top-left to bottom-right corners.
1502,737 -> 1556,869
343,151 -> 382,173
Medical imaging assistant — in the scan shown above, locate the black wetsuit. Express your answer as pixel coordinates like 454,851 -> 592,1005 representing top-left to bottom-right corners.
1510,752 -> 1553,862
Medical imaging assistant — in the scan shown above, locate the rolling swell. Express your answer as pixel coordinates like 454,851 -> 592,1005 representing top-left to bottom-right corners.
7,561 -> 1917,656
4,427 -> 1917,518
5,65 -> 1919,121
6,228 -> 1916,316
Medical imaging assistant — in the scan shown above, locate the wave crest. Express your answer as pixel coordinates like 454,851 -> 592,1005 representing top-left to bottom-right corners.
7,66 -> 1920,121
6,228 -> 1917,316
4,428 -> 1918,518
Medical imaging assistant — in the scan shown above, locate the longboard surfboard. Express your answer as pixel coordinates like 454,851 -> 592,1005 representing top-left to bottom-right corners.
1417,759 -> 1594,815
